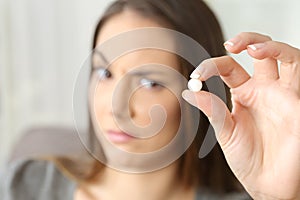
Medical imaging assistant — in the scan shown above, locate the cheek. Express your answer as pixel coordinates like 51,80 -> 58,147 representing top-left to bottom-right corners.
130,90 -> 181,131
162,97 -> 181,132
89,82 -> 111,122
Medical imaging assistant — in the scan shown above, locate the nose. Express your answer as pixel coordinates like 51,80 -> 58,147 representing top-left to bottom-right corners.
110,76 -> 167,139
110,76 -> 134,120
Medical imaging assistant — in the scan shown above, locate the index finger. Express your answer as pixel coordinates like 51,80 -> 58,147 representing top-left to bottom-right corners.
224,32 -> 272,54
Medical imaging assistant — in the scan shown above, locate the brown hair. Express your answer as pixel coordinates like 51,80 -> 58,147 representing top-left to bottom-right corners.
54,0 -> 243,194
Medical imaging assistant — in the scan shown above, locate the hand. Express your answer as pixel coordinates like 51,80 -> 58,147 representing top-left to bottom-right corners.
182,32 -> 300,200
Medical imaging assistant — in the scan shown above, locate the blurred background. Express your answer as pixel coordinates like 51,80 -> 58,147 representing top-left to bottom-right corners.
1,0 -> 300,167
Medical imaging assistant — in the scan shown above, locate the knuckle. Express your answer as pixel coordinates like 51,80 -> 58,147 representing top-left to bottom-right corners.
237,32 -> 272,42
201,58 -> 213,66
257,32 -> 272,41
225,55 -> 235,62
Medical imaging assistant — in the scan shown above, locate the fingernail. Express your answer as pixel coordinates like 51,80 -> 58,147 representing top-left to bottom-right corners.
224,37 -> 239,47
190,73 -> 201,79
248,43 -> 265,51
224,37 -> 240,49
188,79 -> 203,92
224,41 -> 234,47
190,62 -> 206,79
224,41 -> 234,51
190,68 -> 202,79
182,90 -> 198,108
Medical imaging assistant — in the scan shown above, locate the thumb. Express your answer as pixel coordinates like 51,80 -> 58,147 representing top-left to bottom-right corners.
182,90 -> 234,146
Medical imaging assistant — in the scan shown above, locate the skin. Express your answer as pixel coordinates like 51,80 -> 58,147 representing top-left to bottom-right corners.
91,48 -> 182,153
183,32 -> 300,199
75,9 -> 195,200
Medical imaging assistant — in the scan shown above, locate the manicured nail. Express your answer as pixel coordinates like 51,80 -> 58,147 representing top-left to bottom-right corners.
224,41 -> 235,51
224,37 -> 240,50
224,41 -> 234,47
190,64 -> 205,80
248,43 -> 265,51
190,73 -> 201,79
188,79 -> 203,92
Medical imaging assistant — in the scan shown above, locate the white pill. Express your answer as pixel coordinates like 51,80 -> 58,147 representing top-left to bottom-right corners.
188,79 -> 202,92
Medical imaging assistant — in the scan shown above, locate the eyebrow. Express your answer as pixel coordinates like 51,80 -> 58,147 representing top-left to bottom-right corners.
129,70 -> 166,77
93,50 -> 109,64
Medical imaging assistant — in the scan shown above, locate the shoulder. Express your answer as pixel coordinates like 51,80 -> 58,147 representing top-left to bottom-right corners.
223,192 -> 252,200
196,188 -> 252,200
1,159 -> 75,200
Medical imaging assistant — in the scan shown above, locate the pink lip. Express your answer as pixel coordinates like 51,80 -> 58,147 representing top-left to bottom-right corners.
106,130 -> 135,143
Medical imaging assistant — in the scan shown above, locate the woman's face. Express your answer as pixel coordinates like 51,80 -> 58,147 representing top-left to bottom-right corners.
90,9 -> 185,154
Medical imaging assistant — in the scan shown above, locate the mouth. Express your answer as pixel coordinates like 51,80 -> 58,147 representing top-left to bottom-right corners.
106,130 -> 136,143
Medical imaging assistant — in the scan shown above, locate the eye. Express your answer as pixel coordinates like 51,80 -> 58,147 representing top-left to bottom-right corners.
140,78 -> 161,89
96,68 -> 111,80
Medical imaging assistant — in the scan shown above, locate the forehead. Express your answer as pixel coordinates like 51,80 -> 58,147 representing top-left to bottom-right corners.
94,9 -> 181,72
96,9 -> 169,45
93,49 -> 180,73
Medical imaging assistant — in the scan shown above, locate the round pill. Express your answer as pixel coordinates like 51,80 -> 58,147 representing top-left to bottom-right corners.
188,79 -> 202,92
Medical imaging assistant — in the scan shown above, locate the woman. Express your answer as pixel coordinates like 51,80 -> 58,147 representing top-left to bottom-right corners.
1,0 -> 300,199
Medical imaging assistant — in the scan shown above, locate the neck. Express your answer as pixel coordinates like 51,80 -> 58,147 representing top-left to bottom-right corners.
84,160 -> 195,200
